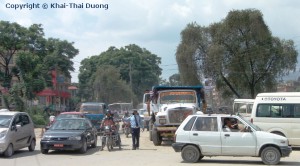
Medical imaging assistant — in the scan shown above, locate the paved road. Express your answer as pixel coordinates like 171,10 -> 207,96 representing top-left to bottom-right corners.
1,128 -> 299,166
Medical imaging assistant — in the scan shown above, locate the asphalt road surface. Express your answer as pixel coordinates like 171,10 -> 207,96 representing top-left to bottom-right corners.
1,128 -> 300,166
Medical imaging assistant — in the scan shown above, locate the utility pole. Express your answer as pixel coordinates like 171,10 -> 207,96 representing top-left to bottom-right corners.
129,63 -> 133,105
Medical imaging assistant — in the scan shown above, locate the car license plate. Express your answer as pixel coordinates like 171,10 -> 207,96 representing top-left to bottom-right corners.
54,144 -> 64,147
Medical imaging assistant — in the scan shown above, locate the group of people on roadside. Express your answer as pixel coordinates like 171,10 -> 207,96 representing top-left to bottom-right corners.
100,109 -> 144,150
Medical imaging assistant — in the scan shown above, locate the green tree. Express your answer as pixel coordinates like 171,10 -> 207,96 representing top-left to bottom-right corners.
78,44 -> 162,102
91,65 -> 137,105
176,9 -> 298,99
169,73 -> 181,86
0,21 -> 27,89
0,21 -> 78,110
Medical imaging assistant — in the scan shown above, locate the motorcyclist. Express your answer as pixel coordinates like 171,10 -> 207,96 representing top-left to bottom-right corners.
122,111 -> 130,128
100,111 -> 116,132
100,110 -> 121,150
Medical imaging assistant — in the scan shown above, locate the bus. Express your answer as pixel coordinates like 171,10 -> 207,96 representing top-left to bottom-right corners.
233,99 -> 255,118
79,102 -> 107,114
108,103 -> 133,116
250,92 -> 300,146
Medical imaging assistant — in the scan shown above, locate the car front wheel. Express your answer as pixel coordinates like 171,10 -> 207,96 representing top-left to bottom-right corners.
4,144 -> 14,157
261,146 -> 281,165
79,138 -> 87,153
181,145 -> 200,163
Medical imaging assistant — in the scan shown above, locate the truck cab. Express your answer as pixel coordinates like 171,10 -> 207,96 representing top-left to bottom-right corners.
146,86 -> 206,146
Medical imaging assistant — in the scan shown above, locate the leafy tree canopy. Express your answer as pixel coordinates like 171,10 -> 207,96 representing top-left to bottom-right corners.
78,44 -> 162,103
176,9 -> 298,99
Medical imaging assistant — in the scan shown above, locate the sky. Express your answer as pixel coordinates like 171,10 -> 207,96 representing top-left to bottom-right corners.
1,0 -> 300,83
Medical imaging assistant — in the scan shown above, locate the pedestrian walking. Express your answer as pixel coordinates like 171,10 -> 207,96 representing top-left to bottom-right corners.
129,110 -> 144,150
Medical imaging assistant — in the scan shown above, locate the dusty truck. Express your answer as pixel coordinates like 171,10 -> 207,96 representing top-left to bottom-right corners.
145,86 -> 207,146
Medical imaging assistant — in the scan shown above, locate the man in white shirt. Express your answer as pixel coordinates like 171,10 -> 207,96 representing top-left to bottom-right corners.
129,110 -> 144,150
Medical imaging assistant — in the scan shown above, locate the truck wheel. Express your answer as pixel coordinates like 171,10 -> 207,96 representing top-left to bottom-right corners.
261,146 -> 281,165
181,145 -> 200,163
152,130 -> 162,146
149,121 -> 153,141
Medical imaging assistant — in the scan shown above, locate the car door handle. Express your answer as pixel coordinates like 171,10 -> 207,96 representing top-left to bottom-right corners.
193,133 -> 198,136
224,134 -> 230,137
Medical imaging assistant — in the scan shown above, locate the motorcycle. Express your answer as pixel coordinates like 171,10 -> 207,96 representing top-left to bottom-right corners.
122,121 -> 131,138
101,125 -> 121,151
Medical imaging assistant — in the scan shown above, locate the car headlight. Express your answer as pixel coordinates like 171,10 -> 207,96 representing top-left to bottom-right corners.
0,130 -> 8,139
41,135 -> 51,141
68,136 -> 81,140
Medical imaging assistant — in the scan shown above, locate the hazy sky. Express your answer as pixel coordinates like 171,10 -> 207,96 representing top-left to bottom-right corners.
1,0 -> 300,83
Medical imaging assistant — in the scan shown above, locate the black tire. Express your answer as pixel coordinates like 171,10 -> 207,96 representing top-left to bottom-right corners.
107,136 -> 112,152
101,136 -> 105,151
261,146 -> 281,165
181,145 -> 200,163
79,138 -> 87,154
149,121 -> 153,141
152,129 -> 162,146
91,135 -> 97,148
41,148 -> 49,154
4,144 -> 14,157
28,139 -> 36,151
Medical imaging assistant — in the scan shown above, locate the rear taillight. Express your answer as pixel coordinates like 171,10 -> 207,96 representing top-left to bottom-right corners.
250,118 -> 253,123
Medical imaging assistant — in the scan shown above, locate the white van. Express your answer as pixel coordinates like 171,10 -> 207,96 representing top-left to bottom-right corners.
233,99 -> 254,118
250,92 -> 300,146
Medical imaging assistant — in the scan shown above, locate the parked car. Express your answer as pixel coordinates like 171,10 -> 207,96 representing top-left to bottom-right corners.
0,110 -> 36,157
172,114 -> 292,165
40,118 -> 97,154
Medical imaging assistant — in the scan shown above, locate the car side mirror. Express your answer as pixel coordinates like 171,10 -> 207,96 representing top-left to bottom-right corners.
11,124 -> 21,131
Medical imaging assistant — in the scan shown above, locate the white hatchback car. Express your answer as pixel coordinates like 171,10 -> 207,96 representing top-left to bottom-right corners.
172,114 -> 292,165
